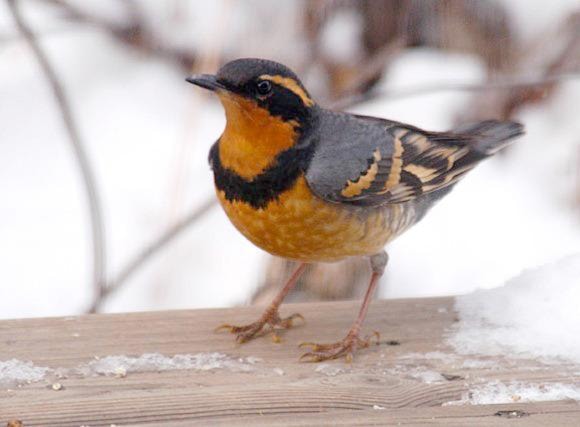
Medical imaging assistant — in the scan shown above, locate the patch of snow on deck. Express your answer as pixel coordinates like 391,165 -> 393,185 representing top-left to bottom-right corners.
449,254 -> 580,364
460,359 -> 500,370
314,364 -> 347,377
82,352 -> 257,376
407,369 -> 446,384
379,353 -> 453,384
397,351 -> 458,362
447,381 -> 580,405
0,359 -> 51,386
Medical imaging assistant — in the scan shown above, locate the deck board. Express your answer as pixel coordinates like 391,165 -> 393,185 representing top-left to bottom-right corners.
1,298 -> 579,426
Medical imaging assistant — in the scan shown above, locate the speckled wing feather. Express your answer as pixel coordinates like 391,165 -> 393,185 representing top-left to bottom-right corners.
305,113 -> 524,206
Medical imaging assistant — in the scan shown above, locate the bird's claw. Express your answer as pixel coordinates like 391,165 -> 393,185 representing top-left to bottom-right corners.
299,331 -> 381,363
275,313 -> 305,329
215,312 -> 305,344
214,324 -> 239,333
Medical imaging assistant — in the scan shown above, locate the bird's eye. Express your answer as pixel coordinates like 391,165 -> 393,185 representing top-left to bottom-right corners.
256,80 -> 272,95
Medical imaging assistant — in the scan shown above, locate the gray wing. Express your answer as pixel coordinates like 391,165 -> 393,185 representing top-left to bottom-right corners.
305,112 -> 523,206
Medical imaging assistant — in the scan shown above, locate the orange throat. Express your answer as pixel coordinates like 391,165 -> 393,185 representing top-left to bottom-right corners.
217,93 -> 299,179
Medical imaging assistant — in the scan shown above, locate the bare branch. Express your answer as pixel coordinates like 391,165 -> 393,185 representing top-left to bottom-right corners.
45,0 -> 197,72
7,0 -> 107,304
326,37 -> 405,105
87,197 -> 218,313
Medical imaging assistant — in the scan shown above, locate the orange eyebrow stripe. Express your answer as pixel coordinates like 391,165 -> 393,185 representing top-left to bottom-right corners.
260,74 -> 314,107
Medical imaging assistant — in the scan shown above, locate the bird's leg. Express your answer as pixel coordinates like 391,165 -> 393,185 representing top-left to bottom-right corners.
216,262 -> 307,343
300,252 -> 388,362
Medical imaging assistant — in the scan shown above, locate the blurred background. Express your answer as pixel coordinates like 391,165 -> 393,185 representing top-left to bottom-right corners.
1,0 -> 579,320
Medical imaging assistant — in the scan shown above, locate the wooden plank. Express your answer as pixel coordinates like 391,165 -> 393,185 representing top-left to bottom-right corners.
1,298 -> 578,426
127,402 -> 580,427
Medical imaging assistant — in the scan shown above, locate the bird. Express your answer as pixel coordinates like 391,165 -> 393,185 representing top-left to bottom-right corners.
186,58 -> 524,362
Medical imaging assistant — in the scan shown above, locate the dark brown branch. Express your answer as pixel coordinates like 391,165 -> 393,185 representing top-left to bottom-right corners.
87,197 -> 218,313
7,0 -> 107,304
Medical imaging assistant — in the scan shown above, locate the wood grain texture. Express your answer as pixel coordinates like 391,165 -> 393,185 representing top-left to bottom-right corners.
1,298 -> 579,426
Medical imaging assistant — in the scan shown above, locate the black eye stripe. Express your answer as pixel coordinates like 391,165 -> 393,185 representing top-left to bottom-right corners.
218,78 -> 313,123
256,88 -> 311,122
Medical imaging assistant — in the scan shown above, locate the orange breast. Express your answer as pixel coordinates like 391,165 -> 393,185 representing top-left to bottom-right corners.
217,175 -> 414,262
218,93 -> 298,179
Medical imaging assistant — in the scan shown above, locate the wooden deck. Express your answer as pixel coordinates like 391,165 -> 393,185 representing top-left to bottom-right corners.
1,297 -> 579,426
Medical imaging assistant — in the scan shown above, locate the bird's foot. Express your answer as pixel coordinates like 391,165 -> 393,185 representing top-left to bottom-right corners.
299,331 -> 380,363
215,311 -> 305,343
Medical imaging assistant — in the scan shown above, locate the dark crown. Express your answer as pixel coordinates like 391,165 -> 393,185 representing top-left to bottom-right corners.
217,58 -> 304,91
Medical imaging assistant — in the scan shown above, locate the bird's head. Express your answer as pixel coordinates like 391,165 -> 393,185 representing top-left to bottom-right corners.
187,58 -> 316,179
187,58 -> 315,129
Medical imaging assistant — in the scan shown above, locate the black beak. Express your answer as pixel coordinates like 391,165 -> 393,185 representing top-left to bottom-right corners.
185,74 -> 225,91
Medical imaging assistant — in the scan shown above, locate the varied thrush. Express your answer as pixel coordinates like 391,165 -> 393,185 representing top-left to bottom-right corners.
187,58 -> 524,362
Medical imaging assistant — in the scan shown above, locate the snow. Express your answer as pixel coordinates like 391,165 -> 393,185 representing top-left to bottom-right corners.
377,352 -> 455,384
460,359 -> 499,370
381,366 -> 447,385
449,254 -> 580,364
314,363 -> 346,377
447,380 -> 580,405
82,352 -> 258,376
397,351 -> 457,362
0,359 -> 50,386
407,369 -> 446,384
0,352 -> 262,387
0,352 -> 266,391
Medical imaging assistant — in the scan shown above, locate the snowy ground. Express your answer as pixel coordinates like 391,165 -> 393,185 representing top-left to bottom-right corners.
1,1 -> 579,321
449,254 -> 580,364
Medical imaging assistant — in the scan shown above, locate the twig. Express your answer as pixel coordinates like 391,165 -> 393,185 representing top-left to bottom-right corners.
45,0 -> 196,71
332,37 -> 406,102
7,0 -> 107,303
330,72 -> 580,110
87,197 -> 217,313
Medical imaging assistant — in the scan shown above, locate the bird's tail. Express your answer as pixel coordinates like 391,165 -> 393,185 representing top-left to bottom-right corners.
455,120 -> 525,156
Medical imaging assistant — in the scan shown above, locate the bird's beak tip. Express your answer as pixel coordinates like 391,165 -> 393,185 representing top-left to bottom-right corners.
185,74 -> 223,91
